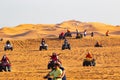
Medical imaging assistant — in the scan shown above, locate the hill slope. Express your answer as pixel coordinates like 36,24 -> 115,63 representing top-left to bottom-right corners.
0,20 -> 120,39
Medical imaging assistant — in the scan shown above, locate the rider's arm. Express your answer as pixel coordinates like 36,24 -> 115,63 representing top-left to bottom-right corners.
44,70 -> 53,79
57,53 -> 61,56
6,57 -> 11,64
61,70 -> 65,78
44,73 -> 50,78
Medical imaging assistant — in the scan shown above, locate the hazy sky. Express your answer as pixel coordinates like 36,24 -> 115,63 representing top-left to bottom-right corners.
0,0 -> 120,28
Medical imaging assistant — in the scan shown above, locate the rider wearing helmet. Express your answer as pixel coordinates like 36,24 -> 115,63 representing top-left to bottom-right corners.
50,52 -> 59,62
76,29 -> 79,35
83,29 -> 87,37
1,54 -> 11,63
1,54 -> 11,66
41,38 -> 46,45
44,63 -> 62,80
95,41 -> 102,47
61,32 -> 64,36
91,32 -> 94,37
106,30 -> 109,36
67,29 -> 70,33
64,38 -> 68,44
86,52 -> 92,59
6,40 -> 11,45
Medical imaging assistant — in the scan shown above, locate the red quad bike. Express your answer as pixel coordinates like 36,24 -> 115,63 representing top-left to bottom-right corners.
0,62 -> 11,72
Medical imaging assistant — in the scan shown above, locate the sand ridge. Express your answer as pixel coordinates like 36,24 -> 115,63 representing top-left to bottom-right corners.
0,20 -> 120,39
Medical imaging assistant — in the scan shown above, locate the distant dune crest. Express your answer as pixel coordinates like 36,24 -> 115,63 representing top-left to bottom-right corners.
0,20 -> 120,39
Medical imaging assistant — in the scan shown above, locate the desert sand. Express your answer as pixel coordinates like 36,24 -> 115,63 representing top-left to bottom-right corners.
0,20 -> 120,80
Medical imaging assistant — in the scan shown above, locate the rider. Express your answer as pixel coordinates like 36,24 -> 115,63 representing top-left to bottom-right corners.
44,63 -> 62,80
50,52 -> 59,62
64,38 -> 68,44
86,52 -> 92,59
1,54 -> 11,65
60,32 -> 64,36
67,29 -> 70,33
91,32 -> 94,37
41,38 -> 46,45
45,62 -> 66,80
106,30 -> 109,36
95,41 -> 102,47
76,29 -> 79,36
6,40 -> 11,45
57,62 -> 66,80
83,29 -> 87,37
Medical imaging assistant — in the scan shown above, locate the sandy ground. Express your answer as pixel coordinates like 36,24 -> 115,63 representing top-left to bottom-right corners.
0,36 -> 120,80
0,21 -> 120,80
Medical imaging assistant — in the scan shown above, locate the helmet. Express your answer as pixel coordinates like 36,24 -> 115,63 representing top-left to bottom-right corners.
52,52 -> 56,56
3,54 -> 6,58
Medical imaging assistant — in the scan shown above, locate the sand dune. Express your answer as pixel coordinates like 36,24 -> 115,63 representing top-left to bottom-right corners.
110,31 -> 120,35
10,30 -> 39,38
0,20 -> 119,39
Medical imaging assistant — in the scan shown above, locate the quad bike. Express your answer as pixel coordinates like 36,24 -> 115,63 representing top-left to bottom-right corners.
76,33 -> 83,39
39,43 -> 48,51
94,44 -> 102,47
59,34 -> 65,39
83,58 -> 96,66
62,43 -> 71,50
64,32 -> 72,37
4,44 -> 13,51
0,62 -> 11,72
94,42 -> 102,47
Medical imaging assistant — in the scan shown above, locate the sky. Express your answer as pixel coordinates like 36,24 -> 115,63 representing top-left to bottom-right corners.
0,0 -> 120,28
